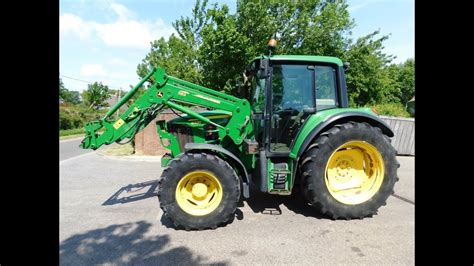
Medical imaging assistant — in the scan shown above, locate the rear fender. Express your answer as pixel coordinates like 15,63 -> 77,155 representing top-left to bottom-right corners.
291,110 -> 394,171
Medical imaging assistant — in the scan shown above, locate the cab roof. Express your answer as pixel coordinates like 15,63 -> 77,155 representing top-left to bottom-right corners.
252,55 -> 343,67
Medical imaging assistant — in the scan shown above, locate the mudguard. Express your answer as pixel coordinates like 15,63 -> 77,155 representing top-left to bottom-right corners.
184,143 -> 250,198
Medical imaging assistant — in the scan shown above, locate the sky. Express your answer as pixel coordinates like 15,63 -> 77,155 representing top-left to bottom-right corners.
60,0 -> 414,92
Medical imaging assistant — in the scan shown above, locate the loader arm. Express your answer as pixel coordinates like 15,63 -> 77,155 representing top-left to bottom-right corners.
80,67 -> 252,150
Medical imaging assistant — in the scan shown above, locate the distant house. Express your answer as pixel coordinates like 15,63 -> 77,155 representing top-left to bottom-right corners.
106,93 -> 129,113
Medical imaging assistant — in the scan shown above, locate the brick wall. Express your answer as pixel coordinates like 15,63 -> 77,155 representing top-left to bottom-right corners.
134,111 -> 178,156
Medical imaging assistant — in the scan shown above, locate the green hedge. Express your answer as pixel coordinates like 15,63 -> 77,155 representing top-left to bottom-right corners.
60,128 -> 85,137
60,111 -> 82,130
59,105 -> 107,130
370,102 -> 412,118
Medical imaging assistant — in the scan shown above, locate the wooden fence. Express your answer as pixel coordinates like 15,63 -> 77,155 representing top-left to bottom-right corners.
380,116 -> 415,156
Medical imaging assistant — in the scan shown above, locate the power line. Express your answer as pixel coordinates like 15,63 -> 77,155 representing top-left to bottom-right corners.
60,74 -> 93,84
59,74 -> 124,88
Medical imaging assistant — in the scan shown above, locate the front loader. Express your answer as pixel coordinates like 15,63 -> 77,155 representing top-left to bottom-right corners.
80,40 -> 398,230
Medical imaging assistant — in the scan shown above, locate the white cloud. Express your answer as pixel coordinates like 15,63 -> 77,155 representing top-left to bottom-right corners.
95,18 -> 175,49
109,2 -> 134,20
80,64 -> 108,77
109,57 -> 129,66
60,2 -> 176,49
60,14 -> 93,40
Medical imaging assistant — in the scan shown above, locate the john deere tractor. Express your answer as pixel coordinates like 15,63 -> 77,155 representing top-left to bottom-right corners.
80,40 -> 398,230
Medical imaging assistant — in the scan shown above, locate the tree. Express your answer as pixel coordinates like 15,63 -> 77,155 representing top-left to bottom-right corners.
139,0 -> 355,93
60,78 -> 82,104
198,0 -> 355,93
138,0 -> 413,115
173,0 -> 210,50
198,3 -> 249,93
136,0 -> 209,86
82,82 -> 110,109
137,35 -> 203,85
397,58 -> 414,105
342,30 -> 398,106
65,91 -> 81,104
60,78 -> 67,101
234,0 -> 353,56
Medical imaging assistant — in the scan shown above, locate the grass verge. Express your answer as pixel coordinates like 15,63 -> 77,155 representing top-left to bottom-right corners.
60,128 -> 84,136
60,134 -> 84,140
60,128 -> 85,140
98,143 -> 135,156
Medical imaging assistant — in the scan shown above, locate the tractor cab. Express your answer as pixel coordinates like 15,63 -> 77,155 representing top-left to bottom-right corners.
246,55 -> 348,155
242,50 -> 352,194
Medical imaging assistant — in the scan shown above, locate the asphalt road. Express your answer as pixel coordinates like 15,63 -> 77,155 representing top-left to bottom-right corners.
60,152 -> 414,265
60,137 -> 92,161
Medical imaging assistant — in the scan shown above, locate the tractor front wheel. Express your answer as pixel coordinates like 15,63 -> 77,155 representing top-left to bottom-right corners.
157,153 -> 240,230
300,122 -> 399,219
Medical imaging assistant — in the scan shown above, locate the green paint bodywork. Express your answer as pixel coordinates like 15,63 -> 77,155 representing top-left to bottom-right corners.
289,107 -> 375,159
156,110 -> 237,160
267,159 -> 293,195
161,153 -> 172,168
79,58 -> 382,197
252,55 -> 343,66
81,67 -> 254,154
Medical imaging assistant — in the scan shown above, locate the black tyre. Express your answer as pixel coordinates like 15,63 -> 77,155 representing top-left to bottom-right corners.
157,152 -> 240,230
300,122 -> 399,219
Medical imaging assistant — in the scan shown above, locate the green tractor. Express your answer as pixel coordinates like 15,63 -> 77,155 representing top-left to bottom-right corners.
80,41 -> 398,230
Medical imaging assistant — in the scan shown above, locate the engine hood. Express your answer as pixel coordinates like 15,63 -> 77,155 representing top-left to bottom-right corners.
167,110 -> 232,127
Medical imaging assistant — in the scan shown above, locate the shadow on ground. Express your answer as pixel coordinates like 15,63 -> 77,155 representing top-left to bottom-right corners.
102,180 -> 159,206
60,221 -> 228,265
102,180 -> 328,230
159,186 -> 328,229
244,186 -> 328,219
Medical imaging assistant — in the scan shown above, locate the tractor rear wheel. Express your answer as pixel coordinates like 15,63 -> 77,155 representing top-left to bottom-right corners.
157,153 -> 240,230
300,122 -> 398,219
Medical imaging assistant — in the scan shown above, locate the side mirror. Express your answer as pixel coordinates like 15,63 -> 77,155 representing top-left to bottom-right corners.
235,79 -> 244,98
257,59 -> 270,79
343,62 -> 350,71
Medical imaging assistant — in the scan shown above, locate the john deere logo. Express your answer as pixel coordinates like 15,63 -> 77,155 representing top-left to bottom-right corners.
178,90 -> 189,96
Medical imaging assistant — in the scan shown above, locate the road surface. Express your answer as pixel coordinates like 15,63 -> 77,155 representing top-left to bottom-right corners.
60,137 -> 92,161
60,148 -> 414,265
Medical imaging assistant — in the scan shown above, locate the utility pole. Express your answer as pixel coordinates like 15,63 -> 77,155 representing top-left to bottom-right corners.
116,88 -> 121,119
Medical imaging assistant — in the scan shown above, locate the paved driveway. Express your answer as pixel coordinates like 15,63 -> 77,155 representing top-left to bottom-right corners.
60,152 -> 414,265
60,138 -> 92,161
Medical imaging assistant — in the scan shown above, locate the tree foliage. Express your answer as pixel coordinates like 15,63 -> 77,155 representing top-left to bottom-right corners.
60,105 -> 107,130
137,0 -> 414,116
82,82 -> 110,110
343,30 -> 398,106
60,78 -> 82,104
60,78 -> 67,99
396,58 -> 415,105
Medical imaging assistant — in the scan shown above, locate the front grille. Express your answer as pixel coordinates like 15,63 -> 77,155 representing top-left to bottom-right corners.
168,124 -> 193,152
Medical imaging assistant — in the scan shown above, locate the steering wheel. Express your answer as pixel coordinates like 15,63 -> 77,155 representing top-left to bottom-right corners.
290,109 -> 306,128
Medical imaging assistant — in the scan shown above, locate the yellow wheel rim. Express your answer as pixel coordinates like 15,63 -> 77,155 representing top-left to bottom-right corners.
175,170 -> 223,216
325,141 -> 384,205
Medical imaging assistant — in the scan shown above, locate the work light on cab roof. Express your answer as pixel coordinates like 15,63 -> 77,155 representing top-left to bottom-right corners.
267,38 -> 277,56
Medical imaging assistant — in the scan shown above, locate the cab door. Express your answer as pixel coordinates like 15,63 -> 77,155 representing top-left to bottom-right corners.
268,63 -> 315,155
